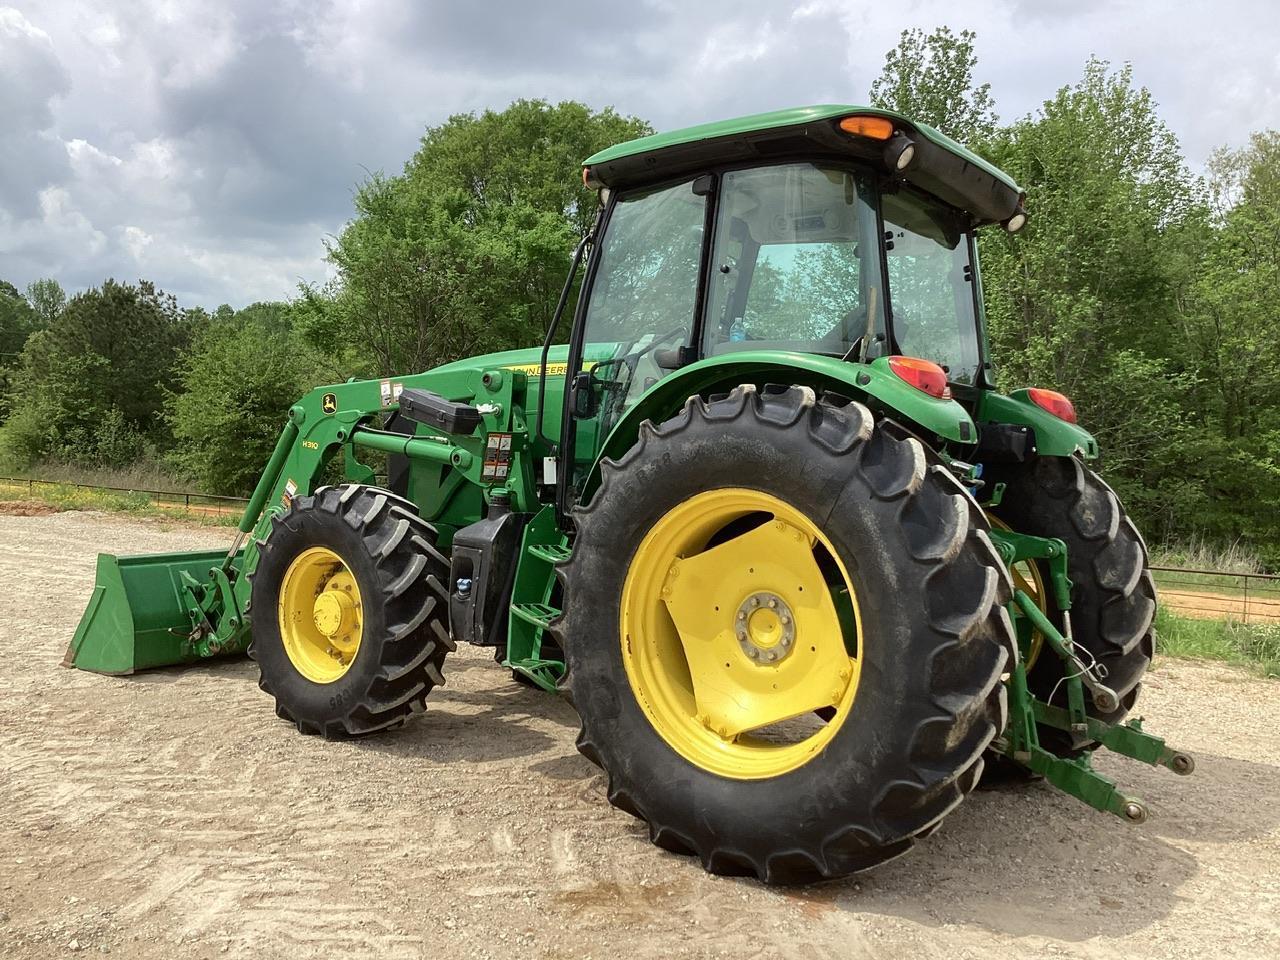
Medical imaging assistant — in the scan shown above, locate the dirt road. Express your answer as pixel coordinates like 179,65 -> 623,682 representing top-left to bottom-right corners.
1160,588 -> 1280,624
2,510 -> 1278,959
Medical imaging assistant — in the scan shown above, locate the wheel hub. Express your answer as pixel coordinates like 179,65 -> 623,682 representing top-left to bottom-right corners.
312,590 -> 355,639
621,488 -> 863,778
735,592 -> 796,663
278,547 -> 364,683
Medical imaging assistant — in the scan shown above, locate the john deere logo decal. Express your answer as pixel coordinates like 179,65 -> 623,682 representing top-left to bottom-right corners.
322,393 -> 337,414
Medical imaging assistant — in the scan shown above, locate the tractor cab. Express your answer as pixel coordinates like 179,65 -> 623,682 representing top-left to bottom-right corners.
555,106 -> 1029,497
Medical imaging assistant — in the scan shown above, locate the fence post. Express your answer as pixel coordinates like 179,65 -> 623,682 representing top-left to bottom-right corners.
1242,574 -> 1250,625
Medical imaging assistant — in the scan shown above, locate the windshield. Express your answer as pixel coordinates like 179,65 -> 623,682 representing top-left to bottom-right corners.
881,188 -> 982,385
702,163 -> 885,358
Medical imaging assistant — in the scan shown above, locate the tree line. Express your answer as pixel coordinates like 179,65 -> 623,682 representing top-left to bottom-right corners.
0,29 -> 1276,565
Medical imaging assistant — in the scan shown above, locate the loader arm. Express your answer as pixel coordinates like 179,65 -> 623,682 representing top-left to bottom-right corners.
66,365 -> 529,674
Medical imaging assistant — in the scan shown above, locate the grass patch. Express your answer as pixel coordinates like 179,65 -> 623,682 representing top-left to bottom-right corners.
1156,606 -> 1280,677
0,480 -> 238,527
1150,538 -> 1267,574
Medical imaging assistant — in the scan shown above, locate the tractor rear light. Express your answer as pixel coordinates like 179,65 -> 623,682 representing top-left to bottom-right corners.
838,115 -> 895,141
888,356 -> 950,399
1027,388 -> 1077,423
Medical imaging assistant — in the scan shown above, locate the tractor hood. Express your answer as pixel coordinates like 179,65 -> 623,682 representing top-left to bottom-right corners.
584,104 -> 1024,227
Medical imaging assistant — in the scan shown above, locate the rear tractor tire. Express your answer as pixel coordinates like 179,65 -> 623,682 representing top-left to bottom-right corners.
986,456 -> 1156,753
557,384 -> 1016,883
249,484 -> 454,738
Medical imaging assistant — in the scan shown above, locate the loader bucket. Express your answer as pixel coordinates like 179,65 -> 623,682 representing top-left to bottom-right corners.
65,549 -> 240,675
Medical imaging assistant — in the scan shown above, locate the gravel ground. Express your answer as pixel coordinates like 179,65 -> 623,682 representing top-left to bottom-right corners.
1,509 -> 1277,960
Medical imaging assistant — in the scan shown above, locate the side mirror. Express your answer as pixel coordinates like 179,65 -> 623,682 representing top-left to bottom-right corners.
654,345 -> 695,371
571,371 -> 598,419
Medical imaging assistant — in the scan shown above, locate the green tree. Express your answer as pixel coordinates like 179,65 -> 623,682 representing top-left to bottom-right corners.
1,279 -> 189,467
304,99 -> 651,377
978,59 -> 1205,538
869,27 -> 998,142
1171,132 -> 1280,562
0,281 -> 42,424
169,302 -> 322,494
25,278 -> 65,328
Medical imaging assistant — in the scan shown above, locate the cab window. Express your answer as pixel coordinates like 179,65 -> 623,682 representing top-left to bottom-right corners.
702,163 -> 884,358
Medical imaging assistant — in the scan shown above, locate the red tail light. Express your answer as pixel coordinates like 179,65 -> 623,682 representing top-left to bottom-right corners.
1027,387 -> 1077,423
888,356 -> 950,399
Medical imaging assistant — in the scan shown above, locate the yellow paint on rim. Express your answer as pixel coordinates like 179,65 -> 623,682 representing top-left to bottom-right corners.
620,488 -> 862,780
278,546 -> 364,684
987,514 -> 1046,669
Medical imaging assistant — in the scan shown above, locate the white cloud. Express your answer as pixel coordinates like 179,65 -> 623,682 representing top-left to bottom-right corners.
1,0 -> 1278,310
121,224 -> 151,260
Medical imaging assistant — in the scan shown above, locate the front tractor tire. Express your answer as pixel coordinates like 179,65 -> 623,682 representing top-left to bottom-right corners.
557,385 -> 1016,883
249,484 -> 453,738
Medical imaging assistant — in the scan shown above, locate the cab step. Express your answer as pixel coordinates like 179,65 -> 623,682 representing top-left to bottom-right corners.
510,602 -> 560,630
527,543 -> 572,565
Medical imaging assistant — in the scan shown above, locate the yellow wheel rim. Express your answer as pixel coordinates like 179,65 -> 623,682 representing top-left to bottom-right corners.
620,488 -> 863,780
277,546 -> 364,684
987,514 -> 1046,669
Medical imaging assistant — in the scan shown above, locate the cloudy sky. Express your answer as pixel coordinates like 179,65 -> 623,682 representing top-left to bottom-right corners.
2,0 -> 1278,309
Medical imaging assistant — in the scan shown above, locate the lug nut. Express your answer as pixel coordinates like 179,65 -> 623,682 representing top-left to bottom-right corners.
768,598 -> 777,609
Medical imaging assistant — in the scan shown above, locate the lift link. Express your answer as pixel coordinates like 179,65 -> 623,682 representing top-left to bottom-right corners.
987,527 -> 1195,824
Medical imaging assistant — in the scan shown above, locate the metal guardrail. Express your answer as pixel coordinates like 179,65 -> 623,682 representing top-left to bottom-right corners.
0,475 -> 249,516
1151,565 -> 1280,625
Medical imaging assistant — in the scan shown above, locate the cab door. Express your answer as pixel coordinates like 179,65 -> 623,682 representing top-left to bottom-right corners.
559,177 -> 709,506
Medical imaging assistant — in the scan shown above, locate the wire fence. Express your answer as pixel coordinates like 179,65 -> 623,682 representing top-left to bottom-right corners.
1151,565 -> 1280,625
0,475 -> 248,518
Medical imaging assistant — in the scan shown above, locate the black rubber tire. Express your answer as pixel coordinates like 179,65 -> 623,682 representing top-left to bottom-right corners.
555,384 -> 1016,883
986,456 -> 1156,751
248,484 -> 454,738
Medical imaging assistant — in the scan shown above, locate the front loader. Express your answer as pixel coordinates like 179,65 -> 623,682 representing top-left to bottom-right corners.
67,105 -> 1193,882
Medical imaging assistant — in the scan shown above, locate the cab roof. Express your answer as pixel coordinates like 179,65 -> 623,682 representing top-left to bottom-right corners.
583,104 -> 1024,226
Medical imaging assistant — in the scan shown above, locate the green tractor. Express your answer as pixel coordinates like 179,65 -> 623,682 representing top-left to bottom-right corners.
68,105 -> 1193,883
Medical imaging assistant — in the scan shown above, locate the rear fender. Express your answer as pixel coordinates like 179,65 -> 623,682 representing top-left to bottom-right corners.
977,390 -> 1099,459
583,352 -> 975,498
